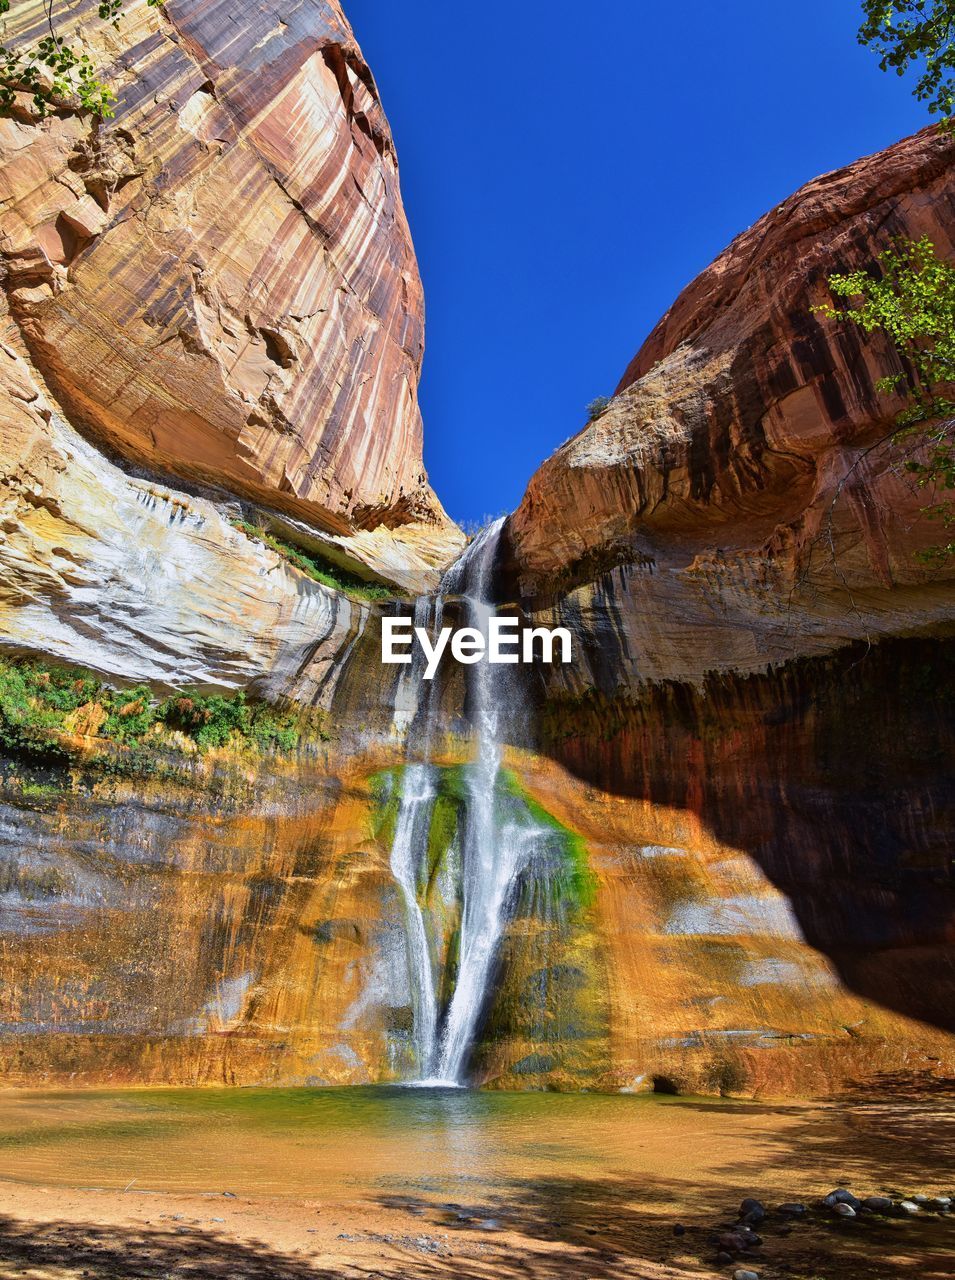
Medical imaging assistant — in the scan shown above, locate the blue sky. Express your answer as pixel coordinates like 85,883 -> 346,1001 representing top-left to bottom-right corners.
347,1 -> 929,526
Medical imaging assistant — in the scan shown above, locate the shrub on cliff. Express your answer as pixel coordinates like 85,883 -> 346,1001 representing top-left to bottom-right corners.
232,521 -> 394,602
586,396 -> 611,422
0,661 -> 72,761
0,0 -> 162,118
817,235 -> 955,560
0,654 -> 315,762
161,691 -> 302,752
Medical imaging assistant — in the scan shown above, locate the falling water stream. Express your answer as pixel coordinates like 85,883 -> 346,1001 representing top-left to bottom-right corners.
388,519 -> 548,1086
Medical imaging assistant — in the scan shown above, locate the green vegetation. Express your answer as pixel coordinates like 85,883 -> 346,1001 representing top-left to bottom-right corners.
859,1 -> 955,131
233,520 -> 395,602
370,764 -> 595,912
369,770 -> 401,848
0,0 -> 160,117
0,653 -> 316,764
501,770 -> 597,911
816,236 -> 955,560
586,396 -> 611,421
370,766 -> 464,895
426,790 -> 459,889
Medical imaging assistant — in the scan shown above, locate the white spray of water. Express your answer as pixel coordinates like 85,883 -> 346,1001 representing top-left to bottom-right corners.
387,518 -> 547,1086
388,762 -> 439,1071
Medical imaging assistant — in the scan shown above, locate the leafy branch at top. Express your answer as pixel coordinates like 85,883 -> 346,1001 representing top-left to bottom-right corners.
0,0 -> 160,119
815,236 -> 955,561
859,0 -> 955,130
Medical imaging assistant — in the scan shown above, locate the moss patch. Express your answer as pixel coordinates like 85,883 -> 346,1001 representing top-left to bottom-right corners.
233,520 -> 396,602
500,770 -> 597,912
425,791 -> 459,894
369,770 -> 401,849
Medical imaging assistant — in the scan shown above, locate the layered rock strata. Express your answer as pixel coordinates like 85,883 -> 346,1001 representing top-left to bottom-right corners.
0,2 -> 953,1097
0,0 -> 457,546
510,126 -> 955,684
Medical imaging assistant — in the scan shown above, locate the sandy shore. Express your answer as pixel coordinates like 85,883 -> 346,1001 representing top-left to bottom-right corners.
0,1082 -> 953,1278
1,1169 -> 954,1279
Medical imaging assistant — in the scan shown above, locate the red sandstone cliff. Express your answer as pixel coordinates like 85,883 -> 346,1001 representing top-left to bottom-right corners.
507,127 -> 955,1050
0,0 -> 452,539
0,0 -> 462,687
510,126 -> 955,685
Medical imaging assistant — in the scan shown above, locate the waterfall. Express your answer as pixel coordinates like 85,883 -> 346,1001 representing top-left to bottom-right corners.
386,518 -> 547,1087
430,520 -> 532,1083
388,594 -> 444,1074
388,763 -> 439,1071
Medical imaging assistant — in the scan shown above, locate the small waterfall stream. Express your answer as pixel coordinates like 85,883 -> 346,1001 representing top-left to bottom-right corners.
388,762 -> 439,1071
387,519 -> 548,1086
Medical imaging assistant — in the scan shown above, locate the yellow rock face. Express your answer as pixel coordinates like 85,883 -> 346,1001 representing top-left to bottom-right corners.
0,744 -> 949,1094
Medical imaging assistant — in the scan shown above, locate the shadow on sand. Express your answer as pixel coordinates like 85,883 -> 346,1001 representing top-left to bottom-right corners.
2,1173 -> 954,1280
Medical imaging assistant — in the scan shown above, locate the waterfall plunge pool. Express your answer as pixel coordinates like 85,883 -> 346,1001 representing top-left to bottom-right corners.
0,1085 -> 952,1280
0,1085 -> 950,1202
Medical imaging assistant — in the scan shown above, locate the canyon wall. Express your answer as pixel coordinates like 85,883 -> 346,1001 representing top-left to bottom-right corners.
0,0 -> 952,1097
0,0 -> 462,688
503,125 -> 955,1084
509,126 -> 955,681
2,0 -> 447,536
0,0 -> 457,1085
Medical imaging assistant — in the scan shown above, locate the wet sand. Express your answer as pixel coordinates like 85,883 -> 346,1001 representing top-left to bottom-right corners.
0,1083 -> 952,1278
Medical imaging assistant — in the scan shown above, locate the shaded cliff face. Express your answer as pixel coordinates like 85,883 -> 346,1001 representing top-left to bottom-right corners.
538,640 -> 955,1040
0,0 -> 449,538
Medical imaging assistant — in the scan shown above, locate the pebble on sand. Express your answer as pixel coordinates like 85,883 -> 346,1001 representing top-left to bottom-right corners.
824,1188 -> 861,1211
738,1198 -> 766,1225
861,1196 -> 893,1212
